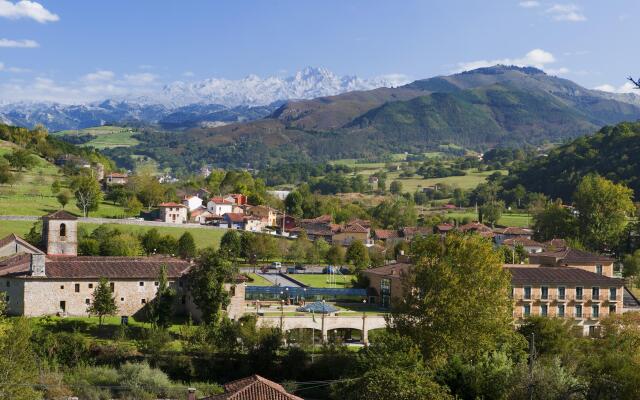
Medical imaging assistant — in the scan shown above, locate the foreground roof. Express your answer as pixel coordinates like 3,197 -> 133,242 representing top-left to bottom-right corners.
43,210 -> 78,220
506,265 -> 624,286
533,248 -> 614,263
202,374 -> 303,400
362,263 -> 412,278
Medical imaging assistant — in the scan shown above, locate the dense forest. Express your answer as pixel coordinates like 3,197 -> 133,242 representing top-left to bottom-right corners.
506,122 -> 640,201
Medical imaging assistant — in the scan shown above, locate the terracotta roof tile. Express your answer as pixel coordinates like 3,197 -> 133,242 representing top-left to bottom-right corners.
158,202 -> 187,208
203,375 -> 303,400
43,210 -> 78,220
42,256 -> 190,279
506,265 -> 623,286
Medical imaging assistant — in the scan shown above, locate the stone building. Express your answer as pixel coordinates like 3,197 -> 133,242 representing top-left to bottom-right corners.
157,202 -> 188,224
0,211 -> 245,320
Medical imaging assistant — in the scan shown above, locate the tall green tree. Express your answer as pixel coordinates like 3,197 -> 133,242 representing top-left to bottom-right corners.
220,230 -> 242,260
326,244 -> 345,265
0,318 -> 41,400
345,240 -> 370,272
532,199 -> 578,242
177,232 -> 197,259
479,200 -> 504,227
3,148 -> 36,172
71,173 -> 103,217
574,175 -> 634,251
56,189 -> 71,209
284,191 -> 304,218
188,248 -> 237,325
391,233 -> 523,362
150,265 -> 175,328
389,180 -> 403,195
87,278 -> 118,325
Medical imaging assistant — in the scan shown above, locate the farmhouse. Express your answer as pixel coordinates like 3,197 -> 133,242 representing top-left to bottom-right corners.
207,197 -> 235,216
157,202 -> 188,224
103,172 -> 129,187
182,195 -> 204,212
529,247 -> 615,277
0,211 -> 245,319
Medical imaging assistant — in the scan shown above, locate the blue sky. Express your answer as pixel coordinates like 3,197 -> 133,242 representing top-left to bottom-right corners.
0,0 -> 638,102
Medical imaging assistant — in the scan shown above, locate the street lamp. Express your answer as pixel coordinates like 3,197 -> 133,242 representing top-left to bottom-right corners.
302,288 -> 307,305
280,299 -> 285,332
362,299 -> 367,345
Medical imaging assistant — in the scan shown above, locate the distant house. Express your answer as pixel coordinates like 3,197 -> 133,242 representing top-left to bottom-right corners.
246,205 -> 278,227
332,221 -> 372,246
182,195 -> 203,212
224,194 -> 247,206
267,190 -> 291,201
400,226 -> 431,241
503,238 -> 545,254
190,207 -> 214,224
494,226 -> 533,245
157,202 -> 188,224
435,223 -> 455,235
104,172 -> 128,186
207,197 -> 235,216
200,374 -> 303,400
223,213 -> 265,232
458,222 -> 495,238
368,176 -> 379,186
373,229 -> 400,243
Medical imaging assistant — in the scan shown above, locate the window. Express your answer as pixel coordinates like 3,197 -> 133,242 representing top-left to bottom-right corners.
110,282 -> 115,291
380,279 -> 391,295
85,298 -> 90,305
523,304 -> 531,316
596,264 -> 603,275
609,287 -> 617,301
88,283 -> 93,289
5,281 -> 9,287
589,326 -> 597,337
592,305 -> 600,318
575,287 -> 583,300
141,299 -> 146,304
60,285 -> 64,290
541,286 -> 548,300
120,297 -> 125,302
510,286 -> 514,298
59,301 -> 66,311
75,283 -> 80,293
524,286 -> 532,300
139,282 -> 144,287
181,295 -> 186,304
558,286 -> 566,300
575,304 -> 583,318
592,287 -> 600,300
154,281 -> 159,286
5,295 -> 9,303
609,304 -> 617,314
558,304 -> 565,317
60,223 -> 66,237
541,304 -> 548,316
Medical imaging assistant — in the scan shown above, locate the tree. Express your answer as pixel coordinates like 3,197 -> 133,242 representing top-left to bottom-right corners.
513,184 -> 526,208
479,200 -> 503,227
345,240 -> 370,272
325,244 -> 345,265
188,248 -> 237,325
0,318 -> 41,400
100,233 -> 143,256
574,175 -> 634,251
141,228 -> 162,255
124,196 -> 143,217
390,180 -> 403,195
623,249 -> 640,278
391,233 -> 523,362
532,199 -> 578,242
3,148 -> 36,172
220,230 -> 242,260
0,161 -> 15,185
71,174 -> 103,217
177,232 -> 197,259
56,189 -> 72,209
24,221 -> 41,247
87,278 -> 118,325
284,191 -> 304,218
287,232 -> 310,263
150,265 -> 175,328
51,179 -> 61,194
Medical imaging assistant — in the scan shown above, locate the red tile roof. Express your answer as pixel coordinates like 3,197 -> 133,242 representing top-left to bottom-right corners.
42,256 -> 190,279
0,233 -> 43,254
158,202 -> 187,208
210,197 -> 234,205
533,248 -> 614,263
374,229 -> 399,239
340,222 -> 369,234
503,238 -> 545,247
362,263 -> 412,278
506,265 -> 623,286
106,172 -> 128,178
224,213 -> 246,223
502,227 -> 533,236
43,210 -> 78,220
202,375 -> 303,400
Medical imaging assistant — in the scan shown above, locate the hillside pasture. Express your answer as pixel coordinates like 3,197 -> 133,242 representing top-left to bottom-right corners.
54,126 -> 139,149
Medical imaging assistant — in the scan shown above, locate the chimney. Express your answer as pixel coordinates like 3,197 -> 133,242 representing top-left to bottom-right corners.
30,253 -> 46,277
187,388 -> 197,400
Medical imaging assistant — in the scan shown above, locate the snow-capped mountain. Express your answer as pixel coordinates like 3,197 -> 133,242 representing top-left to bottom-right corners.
0,67 -> 408,130
156,66 -> 408,107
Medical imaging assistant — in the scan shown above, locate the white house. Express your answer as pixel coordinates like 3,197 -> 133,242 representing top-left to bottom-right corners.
182,195 -> 203,212
207,197 -> 235,216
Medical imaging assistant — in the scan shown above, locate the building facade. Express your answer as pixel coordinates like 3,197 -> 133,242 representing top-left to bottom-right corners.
157,202 -> 188,224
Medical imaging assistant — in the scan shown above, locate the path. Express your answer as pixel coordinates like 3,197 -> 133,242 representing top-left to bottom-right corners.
257,272 -> 302,287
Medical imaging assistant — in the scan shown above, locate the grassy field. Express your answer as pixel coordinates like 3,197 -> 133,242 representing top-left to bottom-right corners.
387,168 -> 507,192
432,210 -> 531,227
0,143 -> 128,217
0,220 -> 225,249
246,273 -> 273,286
291,274 -> 355,288
53,126 -> 139,149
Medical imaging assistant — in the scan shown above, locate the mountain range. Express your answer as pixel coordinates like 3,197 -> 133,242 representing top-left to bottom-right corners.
0,67 -> 407,131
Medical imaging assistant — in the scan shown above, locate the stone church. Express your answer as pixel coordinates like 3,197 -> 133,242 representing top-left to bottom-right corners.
0,210 -> 245,319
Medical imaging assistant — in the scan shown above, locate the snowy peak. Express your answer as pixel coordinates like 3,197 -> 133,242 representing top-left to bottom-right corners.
157,66 -> 408,107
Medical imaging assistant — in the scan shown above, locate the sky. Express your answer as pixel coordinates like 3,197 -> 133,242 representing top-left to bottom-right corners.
0,0 -> 638,103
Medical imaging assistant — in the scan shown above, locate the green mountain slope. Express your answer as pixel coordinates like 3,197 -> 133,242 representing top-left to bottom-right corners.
507,121 -> 640,200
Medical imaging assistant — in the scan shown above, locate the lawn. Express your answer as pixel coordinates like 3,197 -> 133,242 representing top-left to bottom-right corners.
246,273 -> 273,286
0,145 -> 127,217
291,274 -> 355,288
388,168 -> 508,192
53,126 -> 139,149
0,220 -> 225,249
435,210 -> 531,227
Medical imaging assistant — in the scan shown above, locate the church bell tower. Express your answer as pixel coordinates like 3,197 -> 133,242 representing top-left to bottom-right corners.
42,210 -> 78,256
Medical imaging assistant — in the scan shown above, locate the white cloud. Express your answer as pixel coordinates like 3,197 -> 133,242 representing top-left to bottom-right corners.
124,72 -> 158,85
82,70 -> 115,82
0,0 -> 58,23
546,4 -> 586,22
0,38 -> 38,48
519,1 -> 540,8
594,82 -> 638,94
455,49 -> 568,74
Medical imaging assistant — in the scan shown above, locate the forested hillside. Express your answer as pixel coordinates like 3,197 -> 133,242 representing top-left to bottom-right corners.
506,122 -> 640,201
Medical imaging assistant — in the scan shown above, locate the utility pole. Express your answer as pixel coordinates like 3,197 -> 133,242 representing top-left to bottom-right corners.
528,333 -> 535,400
